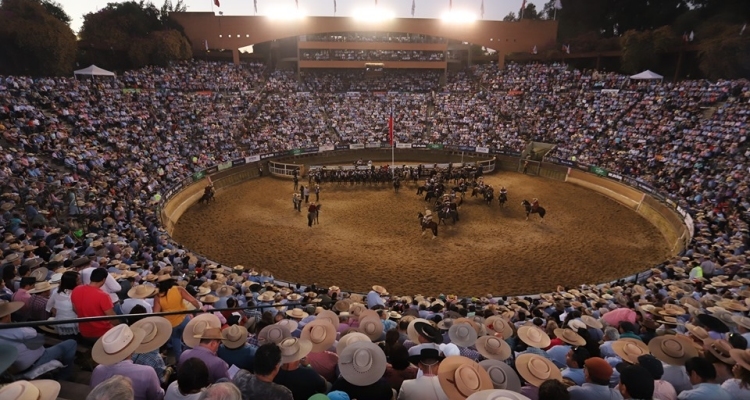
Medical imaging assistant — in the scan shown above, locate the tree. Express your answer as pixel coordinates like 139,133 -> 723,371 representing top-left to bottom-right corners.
0,0 -> 76,76
697,23 -> 750,79
503,12 -> 517,22
620,26 -> 679,73
519,4 -> 541,20
41,0 -> 71,25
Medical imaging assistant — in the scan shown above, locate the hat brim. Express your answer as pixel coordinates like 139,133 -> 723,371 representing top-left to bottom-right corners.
301,319 -> 336,353
0,301 -> 24,319
448,323 -> 479,348
280,339 -> 313,364
413,321 -> 443,344
258,324 -> 292,345
358,316 -> 384,342
339,341 -> 387,387
183,314 -> 222,349
127,286 -> 156,299
475,336 -> 512,361
131,317 -> 172,353
29,380 -> 62,400
465,389 -> 530,400
28,283 -> 59,294
221,326 -> 249,350
515,353 -> 562,388
479,360 -> 522,392
438,355 -> 494,399
648,335 -> 699,366
93,328 -> 147,365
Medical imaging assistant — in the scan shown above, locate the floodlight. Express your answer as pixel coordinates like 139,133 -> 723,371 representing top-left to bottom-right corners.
352,7 -> 394,22
441,10 -> 477,23
266,6 -> 307,20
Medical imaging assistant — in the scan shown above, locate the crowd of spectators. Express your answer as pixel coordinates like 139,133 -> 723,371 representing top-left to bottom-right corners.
0,59 -> 749,400
303,32 -> 446,43
301,50 -> 445,62
301,69 -> 441,93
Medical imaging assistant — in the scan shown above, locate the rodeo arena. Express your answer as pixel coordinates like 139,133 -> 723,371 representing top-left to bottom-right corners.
1,10 -> 750,400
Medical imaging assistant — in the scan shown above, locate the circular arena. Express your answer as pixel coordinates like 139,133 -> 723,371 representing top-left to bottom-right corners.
172,161 -> 671,296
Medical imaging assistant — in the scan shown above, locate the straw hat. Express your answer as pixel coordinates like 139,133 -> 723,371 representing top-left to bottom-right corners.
221,325 -> 249,350
515,353 -> 562,388
28,281 -> 58,294
475,336 -> 512,361
336,332 -> 371,355
372,285 -> 388,295
612,339 -> 650,364
449,322 -> 479,348
0,380 -> 61,400
128,285 -> 156,299
287,293 -> 303,302
581,315 -> 603,329
358,311 -> 384,341
316,310 -> 340,330
730,348 -> 750,372
485,316 -> 513,339
216,286 -> 234,298
29,267 -> 48,283
553,329 -> 586,347
732,316 -> 750,331
406,318 -> 434,344
130,316 -> 172,353
438,318 -> 455,331
276,319 -> 299,333
0,301 -> 23,318
338,341 -> 387,387
194,327 -> 224,341
278,337 -> 313,364
92,325 -> 147,365
478,360 -> 521,392
183,314 -> 222,349
349,303 -> 366,318
200,295 -> 220,304
196,286 -> 211,296
286,308 -> 309,320
301,319 -> 337,353
685,323 -> 710,343
258,324 -> 292,345
466,390 -> 530,400
438,355 -> 494,399
517,326 -> 551,349
649,335 -> 699,366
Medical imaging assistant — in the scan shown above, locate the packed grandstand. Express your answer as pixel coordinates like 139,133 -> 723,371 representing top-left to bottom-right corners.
0,60 -> 749,400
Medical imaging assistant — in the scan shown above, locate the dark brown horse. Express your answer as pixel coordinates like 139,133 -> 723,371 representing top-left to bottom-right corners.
417,212 -> 438,238
522,199 -> 546,221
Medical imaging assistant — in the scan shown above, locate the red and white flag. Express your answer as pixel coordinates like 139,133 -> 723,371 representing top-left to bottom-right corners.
388,108 -> 394,146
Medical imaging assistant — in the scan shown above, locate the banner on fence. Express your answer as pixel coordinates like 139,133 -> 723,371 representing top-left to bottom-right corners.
232,158 -> 246,167
302,147 -> 319,154
365,142 -> 381,149
335,145 -> 350,150
318,144 -> 335,152
217,161 -> 233,171
412,144 -> 427,149
192,171 -> 206,181
607,171 -> 623,181
427,144 -> 444,150
247,155 -> 261,163
601,89 -> 620,94
589,166 -> 608,177
396,143 -> 412,149
205,166 -> 219,175
459,146 -> 476,152
475,146 -> 489,154
290,149 -> 303,155
349,144 -> 365,150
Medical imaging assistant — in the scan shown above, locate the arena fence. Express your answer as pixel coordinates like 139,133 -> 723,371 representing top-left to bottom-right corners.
157,144 -> 693,300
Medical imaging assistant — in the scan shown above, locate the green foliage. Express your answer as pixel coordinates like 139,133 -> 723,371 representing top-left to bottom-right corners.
698,24 -> 750,79
620,27 -> 678,73
41,0 -> 71,25
79,0 -> 191,70
0,0 -> 77,76
503,12 -> 517,22
519,4 -> 541,20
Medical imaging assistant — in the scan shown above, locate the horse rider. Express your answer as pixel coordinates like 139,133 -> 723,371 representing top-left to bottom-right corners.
422,210 -> 433,226
204,183 -> 215,200
500,186 -> 508,197
531,198 -> 540,212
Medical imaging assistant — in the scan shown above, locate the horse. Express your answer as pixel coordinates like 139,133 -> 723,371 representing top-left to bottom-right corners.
483,188 -> 494,206
198,190 -> 215,204
437,208 -> 459,225
417,212 -> 438,239
521,199 -> 546,221
393,179 -> 400,193
498,191 -> 508,207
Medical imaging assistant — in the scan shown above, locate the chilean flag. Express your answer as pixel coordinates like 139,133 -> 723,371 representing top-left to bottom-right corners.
388,108 -> 394,146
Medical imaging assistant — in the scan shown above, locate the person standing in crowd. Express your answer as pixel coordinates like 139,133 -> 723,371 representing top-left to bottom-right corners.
314,184 -> 320,202
153,275 -> 200,360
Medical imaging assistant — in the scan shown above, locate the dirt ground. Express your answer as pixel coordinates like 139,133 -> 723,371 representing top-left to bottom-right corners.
172,168 -> 670,297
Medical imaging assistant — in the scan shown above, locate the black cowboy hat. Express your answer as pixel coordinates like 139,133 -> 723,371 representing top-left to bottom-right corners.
414,321 -> 443,344
408,348 -> 445,366
697,314 -> 729,333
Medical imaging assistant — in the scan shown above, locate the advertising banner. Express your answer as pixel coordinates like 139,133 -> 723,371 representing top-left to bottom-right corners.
396,143 -> 412,149
260,153 -> 276,160
601,89 -> 620,94
205,165 -> 219,175
335,145 -> 350,150
412,144 -> 427,149
290,149 -> 303,156
365,142 -> 381,149
318,145 -> 335,152
192,171 -> 206,181
302,147 -> 319,154
217,161 -> 233,171
350,144 -> 365,150
232,158 -> 246,167
427,144 -> 444,150
589,166 -> 608,177
606,171 -> 623,181
458,146 -> 476,152
557,159 -> 576,167
475,146 -> 490,154
247,155 -> 261,163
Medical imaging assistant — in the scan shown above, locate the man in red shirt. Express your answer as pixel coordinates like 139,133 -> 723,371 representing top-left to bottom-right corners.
71,267 -> 117,340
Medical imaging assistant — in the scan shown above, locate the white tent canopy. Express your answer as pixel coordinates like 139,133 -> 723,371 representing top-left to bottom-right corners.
73,65 -> 115,78
629,70 -> 663,80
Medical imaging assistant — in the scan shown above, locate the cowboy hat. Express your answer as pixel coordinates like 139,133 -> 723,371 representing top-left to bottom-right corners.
336,332 -> 371,355
257,291 -> 276,302
414,321 -> 443,345
704,338 -> 735,365
276,319 -> 299,333
358,311 -> 384,342
316,310 -> 340,330
200,295 -> 220,304
196,286 -> 211,296
258,324 -> 292,345
0,380 -> 61,400
338,341 -> 387,387
612,339 -> 651,365
0,301 -> 23,319
485,316 -> 513,339
372,285 -> 388,295
130,316 -> 172,353
216,286 -> 234,298
730,348 -> 750,372
580,315 -> 603,329
697,314 -> 730,333
286,308 -> 309,319
438,318 -> 455,331
732,316 -> 750,331
0,344 -> 18,375
515,353 -> 562,388
517,326 -> 551,349
479,360 -> 522,392
438,355 -> 494,399
349,303 -> 366,318
278,337 -> 313,364
301,319 -> 336,353
408,348 -> 445,366
194,327 -> 223,341
221,325 -> 249,350
406,318 -> 433,343
28,281 -> 58,294
466,390 -> 530,400
475,335 -> 512,361
553,328 -> 586,347
28,267 -> 48,283
449,322 -> 479,348
127,285 -> 156,299
183,314 -> 222,349
92,325 -> 147,365
649,335 -> 699,366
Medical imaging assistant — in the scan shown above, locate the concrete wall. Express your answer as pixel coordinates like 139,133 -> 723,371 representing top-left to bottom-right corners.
567,169 -> 644,210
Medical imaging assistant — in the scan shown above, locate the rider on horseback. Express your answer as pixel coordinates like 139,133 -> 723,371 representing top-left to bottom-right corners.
531,198 -> 540,212
422,210 -> 433,226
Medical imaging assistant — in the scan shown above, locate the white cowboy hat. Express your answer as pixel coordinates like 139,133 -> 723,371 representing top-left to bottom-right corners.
449,322 -> 479,348
258,324 -> 292,345
183,314 -> 222,349
28,268 -> 48,283
221,325 -> 249,350
27,281 -> 58,294
475,335 -> 512,361
315,310 -> 340,330
336,332 -> 371,355
92,325 -> 147,365
438,355 -> 494,399
338,341 -> 387,387
127,285 -> 156,299
285,308 -> 309,320
130,316 -> 172,354
0,380 -> 61,400
301,319 -> 337,353
479,359 -> 522,391
278,337 -> 313,364
276,319 -> 299,333
466,389 -> 531,400
406,318 -> 433,344
358,311 -> 384,342
257,291 -> 276,302
515,353 -> 562,388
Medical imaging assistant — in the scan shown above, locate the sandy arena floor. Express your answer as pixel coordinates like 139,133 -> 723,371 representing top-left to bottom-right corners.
172,169 -> 670,297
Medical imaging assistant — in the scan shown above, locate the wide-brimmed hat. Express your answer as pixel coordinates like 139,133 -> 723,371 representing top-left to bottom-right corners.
194,327 -> 223,341
215,285 -> 234,298
372,285 -> 388,295
27,281 -> 58,294
697,314 -> 730,333
258,324 -> 292,345
29,267 -> 48,283
612,339 -> 650,364
553,328 -> 586,347
316,310 -> 340,330
0,380 -> 61,400
128,285 -> 156,299
276,319 -> 299,333
466,389 -> 530,400
479,359 -> 522,391
517,326 -> 551,349
221,325 -> 249,349
485,316 -> 513,339
649,335 -> 699,366
257,291 -> 276,302
408,348 -> 445,366
301,319 -> 336,353
200,295 -> 220,304
338,340 -> 387,387
733,316 -> 750,331
730,348 -> 750,372
438,355 -> 493,399
0,344 -> 18,375
336,332 -> 371,355
704,338 -> 735,365
130,316 -> 172,353
0,301 -> 23,319
278,337 -> 313,364
183,314 -> 222,349
580,315 -> 603,329
406,318 -> 432,343
475,335 -> 512,361
449,322 -> 479,348
349,303 -> 366,318
358,311 -> 384,341
515,353 -> 562,387
286,308 -> 309,320
93,325 -> 147,365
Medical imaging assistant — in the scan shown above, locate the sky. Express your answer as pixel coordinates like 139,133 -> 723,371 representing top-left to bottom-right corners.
58,0 -> 547,34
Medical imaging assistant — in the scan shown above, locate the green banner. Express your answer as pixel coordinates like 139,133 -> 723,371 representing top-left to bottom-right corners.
589,166 -> 608,177
427,144 -> 444,150
192,171 -> 205,181
290,149 -> 303,155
